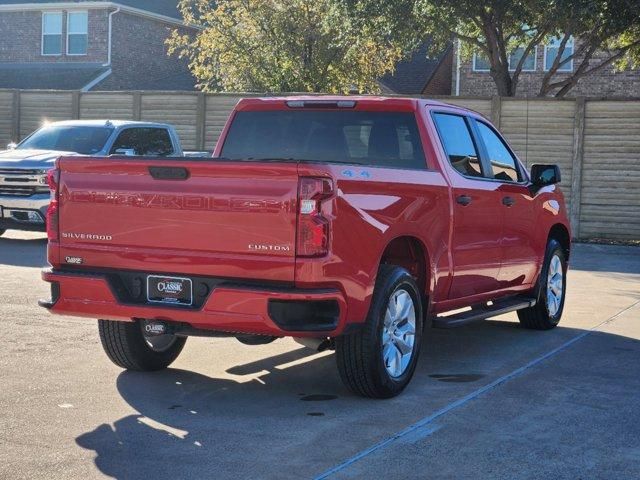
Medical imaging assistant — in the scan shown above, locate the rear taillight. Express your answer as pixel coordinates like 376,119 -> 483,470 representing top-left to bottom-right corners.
296,177 -> 333,257
46,168 -> 60,241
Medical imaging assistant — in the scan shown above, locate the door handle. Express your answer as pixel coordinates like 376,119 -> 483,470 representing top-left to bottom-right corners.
502,196 -> 515,207
148,166 -> 190,180
456,195 -> 472,206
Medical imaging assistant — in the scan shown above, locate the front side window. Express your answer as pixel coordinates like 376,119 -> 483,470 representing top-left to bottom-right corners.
220,110 -> 426,169
545,36 -> 574,72
42,12 -> 63,55
432,113 -> 483,178
110,128 -> 175,156
476,122 -> 520,182
67,11 -> 88,55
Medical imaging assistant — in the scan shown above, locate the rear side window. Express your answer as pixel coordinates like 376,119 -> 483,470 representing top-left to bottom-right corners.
110,128 -> 174,156
476,122 -> 520,182
432,113 -> 482,178
220,110 -> 426,169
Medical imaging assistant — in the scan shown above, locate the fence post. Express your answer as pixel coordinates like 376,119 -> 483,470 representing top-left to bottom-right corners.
490,96 -> 502,128
71,91 -> 81,119
570,97 -> 586,239
133,92 -> 142,120
11,90 -> 20,142
196,92 -> 206,151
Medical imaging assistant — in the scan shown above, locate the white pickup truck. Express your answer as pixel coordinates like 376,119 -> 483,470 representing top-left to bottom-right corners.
0,120 -> 203,235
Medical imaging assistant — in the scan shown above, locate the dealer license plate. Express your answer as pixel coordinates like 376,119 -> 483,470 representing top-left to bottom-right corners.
147,275 -> 193,306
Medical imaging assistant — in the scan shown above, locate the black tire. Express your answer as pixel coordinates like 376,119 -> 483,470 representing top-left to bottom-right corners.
0,229 -> 5,237
517,238 -> 567,330
336,265 -> 423,398
98,319 -> 186,371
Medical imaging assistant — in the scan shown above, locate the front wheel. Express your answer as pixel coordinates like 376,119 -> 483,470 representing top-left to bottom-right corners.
336,265 -> 423,398
98,319 -> 186,371
0,229 -> 5,237
518,239 -> 567,330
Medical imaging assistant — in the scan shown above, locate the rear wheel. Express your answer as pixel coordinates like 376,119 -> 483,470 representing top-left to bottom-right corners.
98,319 -> 186,371
0,229 -> 5,237
336,265 -> 423,398
517,239 -> 567,330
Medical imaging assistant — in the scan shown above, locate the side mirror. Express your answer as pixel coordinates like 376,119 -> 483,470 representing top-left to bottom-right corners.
531,164 -> 561,187
114,148 -> 136,156
7,142 -> 17,150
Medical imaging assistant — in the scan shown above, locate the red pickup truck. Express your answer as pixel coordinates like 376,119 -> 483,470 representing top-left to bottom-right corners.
40,96 -> 570,398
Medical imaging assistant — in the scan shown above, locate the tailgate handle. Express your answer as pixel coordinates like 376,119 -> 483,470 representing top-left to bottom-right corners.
148,166 -> 190,180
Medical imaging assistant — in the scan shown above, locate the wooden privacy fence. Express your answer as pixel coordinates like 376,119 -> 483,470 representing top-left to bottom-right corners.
0,89 -> 638,241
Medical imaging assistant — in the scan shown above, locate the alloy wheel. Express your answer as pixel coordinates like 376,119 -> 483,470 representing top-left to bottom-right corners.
546,254 -> 564,317
381,288 -> 417,378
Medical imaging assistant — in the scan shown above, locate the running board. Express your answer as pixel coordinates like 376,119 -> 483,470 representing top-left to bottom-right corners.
433,297 -> 537,329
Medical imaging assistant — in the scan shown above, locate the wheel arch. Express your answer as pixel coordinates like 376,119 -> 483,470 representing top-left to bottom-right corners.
378,235 -> 432,302
549,223 -> 571,261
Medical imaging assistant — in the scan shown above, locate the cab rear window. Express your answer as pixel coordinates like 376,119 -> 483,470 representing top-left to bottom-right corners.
220,110 -> 427,169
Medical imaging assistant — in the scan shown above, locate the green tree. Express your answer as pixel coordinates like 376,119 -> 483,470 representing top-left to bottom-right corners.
415,0 -> 640,97
168,0 -> 415,93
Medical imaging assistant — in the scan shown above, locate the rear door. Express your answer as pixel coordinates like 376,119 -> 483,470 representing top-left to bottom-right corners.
431,112 -> 503,299
57,158 -> 299,282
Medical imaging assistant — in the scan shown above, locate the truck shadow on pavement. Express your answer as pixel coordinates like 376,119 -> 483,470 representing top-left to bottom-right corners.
0,236 -> 48,268
73,319 -> 633,480
76,349 -> 341,480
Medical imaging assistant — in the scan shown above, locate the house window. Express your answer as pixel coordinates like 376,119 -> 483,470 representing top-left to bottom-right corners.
67,11 -> 88,55
545,36 -> 574,72
474,48 -> 537,73
472,53 -> 491,72
42,12 -> 63,55
508,47 -> 536,71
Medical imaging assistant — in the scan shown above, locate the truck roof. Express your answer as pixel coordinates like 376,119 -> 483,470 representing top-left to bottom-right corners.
235,95 -> 466,113
43,120 -> 173,129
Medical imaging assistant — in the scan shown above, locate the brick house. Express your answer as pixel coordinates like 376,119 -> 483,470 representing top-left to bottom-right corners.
0,0 -> 198,91
453,38 -> 640,97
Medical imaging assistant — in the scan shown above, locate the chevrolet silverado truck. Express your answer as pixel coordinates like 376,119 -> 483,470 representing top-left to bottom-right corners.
0,120 -> 194,235
40,96 -> 570,398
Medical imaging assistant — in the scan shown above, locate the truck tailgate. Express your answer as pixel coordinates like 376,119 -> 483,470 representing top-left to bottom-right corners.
55,158 -> 299,282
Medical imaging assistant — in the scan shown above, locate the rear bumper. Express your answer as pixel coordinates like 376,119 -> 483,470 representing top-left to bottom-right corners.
41,269 -> 349,337
0,194 -> 49,231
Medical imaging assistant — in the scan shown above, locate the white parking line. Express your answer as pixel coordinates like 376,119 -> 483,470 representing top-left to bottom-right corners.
314,300 -> 640,479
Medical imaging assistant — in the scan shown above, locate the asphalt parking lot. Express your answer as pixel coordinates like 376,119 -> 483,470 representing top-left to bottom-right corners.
1,231 -> 639,480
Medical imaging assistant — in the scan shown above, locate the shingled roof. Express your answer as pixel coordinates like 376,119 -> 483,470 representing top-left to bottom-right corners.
380,43 -> 452,95
0,0 -> 183,20
0,62 -> 110,90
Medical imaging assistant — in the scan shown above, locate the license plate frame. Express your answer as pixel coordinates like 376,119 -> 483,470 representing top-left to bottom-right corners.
146,275 -> 193,306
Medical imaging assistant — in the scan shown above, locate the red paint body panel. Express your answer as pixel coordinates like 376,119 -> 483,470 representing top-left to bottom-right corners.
43,96 -> 570,336
293,162 -> 451,324
42,270 -> 347,337
55,159 -> 299,282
